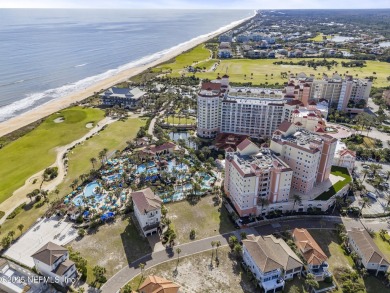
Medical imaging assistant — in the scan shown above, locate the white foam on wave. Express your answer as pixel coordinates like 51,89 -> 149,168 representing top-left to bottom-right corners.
0,11 -> 255,122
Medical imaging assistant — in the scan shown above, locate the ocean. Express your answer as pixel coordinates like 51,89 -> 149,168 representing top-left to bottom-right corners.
0,9 -> 253,122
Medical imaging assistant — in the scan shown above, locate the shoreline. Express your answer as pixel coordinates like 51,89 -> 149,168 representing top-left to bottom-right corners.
0,13 -> 254,137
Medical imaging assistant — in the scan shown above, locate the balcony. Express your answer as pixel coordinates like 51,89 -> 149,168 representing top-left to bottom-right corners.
262,277 -> 285,292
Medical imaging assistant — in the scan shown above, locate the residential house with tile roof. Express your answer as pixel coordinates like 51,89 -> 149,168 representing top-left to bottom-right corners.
292,228 -> 331,281
31,242 -> 76,287
242,234 -> 303,293
347,228 -> 389,275
132,188 -> 162,237
138,275 -> 180,293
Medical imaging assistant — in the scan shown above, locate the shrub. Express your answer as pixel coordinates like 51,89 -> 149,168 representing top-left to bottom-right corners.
190,229 -> 196,240
78,228 -> 86,237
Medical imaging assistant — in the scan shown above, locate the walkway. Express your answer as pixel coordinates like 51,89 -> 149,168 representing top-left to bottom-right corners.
0,117 -> 116,224
101,216 -> 342,293
147,109 -> 167,140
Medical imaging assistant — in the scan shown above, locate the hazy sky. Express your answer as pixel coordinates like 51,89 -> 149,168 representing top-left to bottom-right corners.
0,0 -> 389,9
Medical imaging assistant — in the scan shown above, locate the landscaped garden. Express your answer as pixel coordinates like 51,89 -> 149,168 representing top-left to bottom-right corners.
162,115 -> 196,125
315,166 -> 352,200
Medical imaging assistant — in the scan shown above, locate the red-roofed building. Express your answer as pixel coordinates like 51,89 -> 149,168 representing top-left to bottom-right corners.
139,142 -> 177,158
333,141 -> 356,172
138,275 -> 180,293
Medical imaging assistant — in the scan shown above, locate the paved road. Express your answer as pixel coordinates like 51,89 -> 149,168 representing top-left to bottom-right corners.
101,216 -> 342,293
147,109 -> 167,140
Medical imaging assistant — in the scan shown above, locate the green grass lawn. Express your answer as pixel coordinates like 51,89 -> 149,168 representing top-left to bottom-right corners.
361,136 -> 377,148
315,166 -> 352,200
57,117 -> 146,197
124,246 -> 256,293
70,216 -> 151,285
163,115 -> 196,125
309,33 -> 333,42
0,107 -> 104,203
167,195 -> 234,244
177,58 -> 389,87
156,44 -> 211,72
373,233 -> 390,261
195,59 -> 218,70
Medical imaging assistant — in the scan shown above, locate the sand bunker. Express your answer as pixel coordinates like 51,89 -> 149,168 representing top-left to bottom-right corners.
86,122 -> 94,128
54,117 -> 64,123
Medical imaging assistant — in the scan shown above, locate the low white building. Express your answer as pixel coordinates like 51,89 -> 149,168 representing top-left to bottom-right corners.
132,188 -> 162,237
333,141 -> 356,172
31,242 -> 77,287
347,228 -> 389,275
242,234 -> 303,293
100,87 -> 146,109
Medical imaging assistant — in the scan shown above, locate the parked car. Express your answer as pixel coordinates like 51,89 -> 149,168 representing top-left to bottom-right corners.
366,192 -> 378,200
362,165 -> 369,169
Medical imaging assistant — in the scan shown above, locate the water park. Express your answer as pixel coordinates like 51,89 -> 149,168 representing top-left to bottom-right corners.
62,143 -> 216,220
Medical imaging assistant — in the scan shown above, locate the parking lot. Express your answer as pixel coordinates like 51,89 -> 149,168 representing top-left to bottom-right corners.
352,160 -> 390,215
4,216 -> 77,268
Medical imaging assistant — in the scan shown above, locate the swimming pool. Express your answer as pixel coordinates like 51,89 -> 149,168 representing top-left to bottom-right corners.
106,174 -> 120,181
72,182 -> 106,206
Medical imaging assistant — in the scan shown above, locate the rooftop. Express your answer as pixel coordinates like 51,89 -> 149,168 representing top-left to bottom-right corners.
131,188 -> 162,215
31,242 -> 68,266
293,228 -> 328,265
138,275 -> 181,293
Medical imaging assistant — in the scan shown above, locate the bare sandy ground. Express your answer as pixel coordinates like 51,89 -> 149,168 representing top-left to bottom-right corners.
0,15 -> 252,137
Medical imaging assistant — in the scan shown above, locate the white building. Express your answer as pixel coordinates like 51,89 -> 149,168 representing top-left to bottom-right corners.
31,242 -> 77,287
132,188 -> 162,237
100,87 -> 146,109
347,228 -> 390,275
333,141 -> 356,172
224,139 -> 293,217
197,75 -> 288,139
242,234 -> 303,293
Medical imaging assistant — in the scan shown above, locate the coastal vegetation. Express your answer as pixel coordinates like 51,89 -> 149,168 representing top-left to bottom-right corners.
0,107 -> 104,203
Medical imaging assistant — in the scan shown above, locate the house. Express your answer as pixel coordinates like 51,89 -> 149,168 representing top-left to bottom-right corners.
31,242 -> 77,287
136,137 -> 150,146
100,87 -> 146,109
139,142 -> 177,159
218,49 -> 232,58
242,234 -> 303,293
333,141 -> 356,172
292,228 -> 331,281
132,188 -> 162,237
347,228 -> 390,275
138,275 -> 180,293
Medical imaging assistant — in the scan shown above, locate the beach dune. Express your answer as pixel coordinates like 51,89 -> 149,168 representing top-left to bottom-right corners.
0,15 -> 253,137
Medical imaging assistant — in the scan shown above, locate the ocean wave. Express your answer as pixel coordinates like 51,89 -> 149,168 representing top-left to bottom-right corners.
0,12 -> 255,122
75,63 -> 88,67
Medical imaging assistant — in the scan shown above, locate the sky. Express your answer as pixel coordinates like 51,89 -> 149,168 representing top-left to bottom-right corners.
0,0 -> 389,9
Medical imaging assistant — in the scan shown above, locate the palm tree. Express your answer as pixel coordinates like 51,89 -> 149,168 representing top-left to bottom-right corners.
17,224 -> 24,234
305,273 -> 319,291
7,230 -> 15,241
139,263 -> 145,279
176,248 -> 181,269
233,244 -> 242,256
228,235 -> 238,248
215,241 -> 221,261
360,197 -> 372,217
90,157 -> 97,170
211,241 -> 216,263
361,169 -> 370,180
332,196 -> 344,214
291,194 -> 302,213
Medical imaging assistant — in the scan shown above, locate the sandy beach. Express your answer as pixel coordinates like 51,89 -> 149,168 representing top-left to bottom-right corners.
0,15 -> 252,137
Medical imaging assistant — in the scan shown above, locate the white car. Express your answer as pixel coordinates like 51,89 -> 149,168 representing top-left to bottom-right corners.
366,192 -> 378,200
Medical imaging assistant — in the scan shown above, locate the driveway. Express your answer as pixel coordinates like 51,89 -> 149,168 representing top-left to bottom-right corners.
4,217 -> 77,268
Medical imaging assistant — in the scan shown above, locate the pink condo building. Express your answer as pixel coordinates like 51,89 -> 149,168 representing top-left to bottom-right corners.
269,121 -> 337,195
224,139 -> 293,217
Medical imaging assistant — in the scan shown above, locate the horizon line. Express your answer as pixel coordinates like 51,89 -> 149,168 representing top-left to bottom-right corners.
1,7 -> 390,10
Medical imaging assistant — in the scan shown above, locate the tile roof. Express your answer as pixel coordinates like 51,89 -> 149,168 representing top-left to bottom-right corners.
201,82 -> 222,91
292,228 -> 327,266
52,259 -> 75,276
278,120 -> 293,133
237,138 -> 255,151
347,228 -> 390,266
132,188 -> 162,215
31,242 -> 68,266
243,234 -> 303,273
139,275 -> 180,293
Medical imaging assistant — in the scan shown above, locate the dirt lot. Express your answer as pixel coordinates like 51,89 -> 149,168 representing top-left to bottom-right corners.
128,246 -> 256,293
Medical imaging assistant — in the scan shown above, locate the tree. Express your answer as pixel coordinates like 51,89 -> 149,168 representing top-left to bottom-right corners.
215,241 -> 221,261
305,273 -> 319,291
17,224 -> 24,234
292,194 -> 302,213
176,248 -> 182,269
122,283 -> 132,293
233,244 -> 242,256
92,265 -> 107,284
258,197 -> 269,214
211,241 -> 216,263
288,285 -> 301,293
7,230 -> 15,241
240,232 -> 247,240
78,228 -> 86,238
139,263 -> 146,279
190,229 -> 196,240
228,235 -> 238,248
359,197 -> 372,216
90,157 -> 97,169
332,196 -> 344,213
